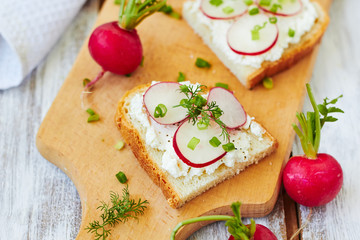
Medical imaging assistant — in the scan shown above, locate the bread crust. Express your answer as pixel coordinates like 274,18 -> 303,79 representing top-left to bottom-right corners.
115,84 -> 278,208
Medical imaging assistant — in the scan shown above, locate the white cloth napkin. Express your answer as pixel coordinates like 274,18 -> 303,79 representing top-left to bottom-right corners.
0,0 -> 86,89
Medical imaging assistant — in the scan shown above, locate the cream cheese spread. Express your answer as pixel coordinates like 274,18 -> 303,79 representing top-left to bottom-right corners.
127,82 -> 266,179
183,0 -> 318,68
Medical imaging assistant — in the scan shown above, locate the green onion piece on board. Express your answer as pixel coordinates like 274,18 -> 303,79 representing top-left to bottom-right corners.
195,58 -> 211,68
86,108 -> 96,116
88,114 -> 100,122
83,78 -> 91,87
114,141 -> 125,150
263,77 -> 273,89
209,137 -> 221,147
154,104 -> 167,118
177,72 -> 186,82
187,137 -> 200,150
222,142 -> 235,152
115,171 -> 128,184
215,82 -> 229,89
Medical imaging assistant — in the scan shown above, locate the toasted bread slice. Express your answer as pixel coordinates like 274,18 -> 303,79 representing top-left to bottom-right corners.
115,83 -> 277,208
182,0 -> 329,89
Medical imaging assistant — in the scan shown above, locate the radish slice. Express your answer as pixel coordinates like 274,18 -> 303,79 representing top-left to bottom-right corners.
173,119 -> 227,168
200,0 -> 247,20
227,13 -> 279,56
143,82 -> 188,125
207,87 -> 247,129
257,0 -> 303,17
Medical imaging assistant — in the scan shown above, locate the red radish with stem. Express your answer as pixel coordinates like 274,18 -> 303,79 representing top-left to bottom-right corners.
171,202 -> 277,240
84,0 -> 166,89
283,84 -> 344,207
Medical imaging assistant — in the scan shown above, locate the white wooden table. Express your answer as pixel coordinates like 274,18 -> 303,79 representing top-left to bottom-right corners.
1,0 -> 359,239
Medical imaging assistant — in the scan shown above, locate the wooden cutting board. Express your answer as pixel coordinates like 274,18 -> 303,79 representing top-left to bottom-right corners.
36,0 -> 331,239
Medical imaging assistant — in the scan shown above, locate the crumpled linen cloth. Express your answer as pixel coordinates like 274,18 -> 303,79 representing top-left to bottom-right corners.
0,0 -> 86,89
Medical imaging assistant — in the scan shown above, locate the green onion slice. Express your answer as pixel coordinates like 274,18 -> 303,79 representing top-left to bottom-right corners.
269,16 -> 277,24
259,0 -> 271,6
262,77 -> 273,89
197,121 -> 208,130
114,141 -> 125,150
209,0 -> 223,6
209,137 -> 221,147
288,28 -> 295,37
154,104 -> 167,118
243,0 -> 253,6
86,108 -> 96,116
222,6 -> 234,14
187,137 -> 200,150
222,142 -> 235,152
215,82 -> 229,89
177,72 -> 186,82
251,22 -> 267,41
88,114 -> 100,122
115,171 -> 128,184
195,58 -> 211,68
270,3 -> 282,13
249,7 -> 259,15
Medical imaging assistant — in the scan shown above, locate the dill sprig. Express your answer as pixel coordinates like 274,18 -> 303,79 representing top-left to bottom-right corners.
174,84 -> 230,141
85,185 -> 149,240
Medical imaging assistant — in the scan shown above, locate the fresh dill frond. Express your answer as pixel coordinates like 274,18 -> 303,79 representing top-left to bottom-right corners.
85,185 -> 149,240
174,84 -> 230,141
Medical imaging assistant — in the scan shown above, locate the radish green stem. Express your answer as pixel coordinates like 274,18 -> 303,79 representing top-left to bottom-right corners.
85,70 -> 105,90
306,84 -> 321,154
170,215 -> 233,240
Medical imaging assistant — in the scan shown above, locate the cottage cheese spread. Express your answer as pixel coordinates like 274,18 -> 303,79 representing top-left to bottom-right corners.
127,82 -> 266,180
183,0 -> 318,68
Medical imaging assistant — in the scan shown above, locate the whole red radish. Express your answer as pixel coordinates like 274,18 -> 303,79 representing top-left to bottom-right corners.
228,224 -> 277,240
85,0 -> 166,89
171,202 -> 277,240
283,84 -> 343,207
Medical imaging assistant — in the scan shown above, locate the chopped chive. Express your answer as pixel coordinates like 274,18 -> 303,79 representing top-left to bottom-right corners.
115,171 -> 128,184
88,114 -> 100,122
269,16 -> 277,24
259,0 -> 271,6
243,0 -> 253,6
270,3 -> 282,13
222,142 -> 235,152
249,7 -> 259,15
170,11 -> 181,19
288,28 -> 295,37
154,104 -> 167,118
262,77 -> 273,89
83,78 -> 91,87
195,58 -> 211,68
140,56 -> 144,67
187,137 -> 200,150
209,0 -> 223,6
86,108 -> 96,116
209,137 -> 221,147
177,72 -> 186,82
215,82 -> 229,89
251,22 -> 267,41
114,141 -> 125,150
197,121 -> 208,130
222,6 -> 234,14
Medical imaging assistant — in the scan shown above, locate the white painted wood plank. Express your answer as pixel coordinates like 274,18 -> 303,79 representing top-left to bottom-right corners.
0,1 -> 98,239
292,0 -> 360,239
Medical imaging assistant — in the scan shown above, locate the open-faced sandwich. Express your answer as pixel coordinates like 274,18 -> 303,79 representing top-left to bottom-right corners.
115,81 -> 277,208
182,0 -> 329,89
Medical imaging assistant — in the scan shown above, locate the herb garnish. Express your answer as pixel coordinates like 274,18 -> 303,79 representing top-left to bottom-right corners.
174,84 -> 230,141
288,28 -> 295,37
195,58 -> 211,68
177,72 -> 186,82
251,22 -> 267,41
86,185 -> 148,240
86,108 -> 100,123
210,0 -> 223,7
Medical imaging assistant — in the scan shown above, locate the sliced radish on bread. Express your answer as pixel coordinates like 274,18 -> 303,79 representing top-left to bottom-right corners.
207,87 -> 247,129
143,82 -> 188,125
173,119 -> 228,168
227,13 -> 279,56
257,0 -> 303,17
200,0 -> 247,20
